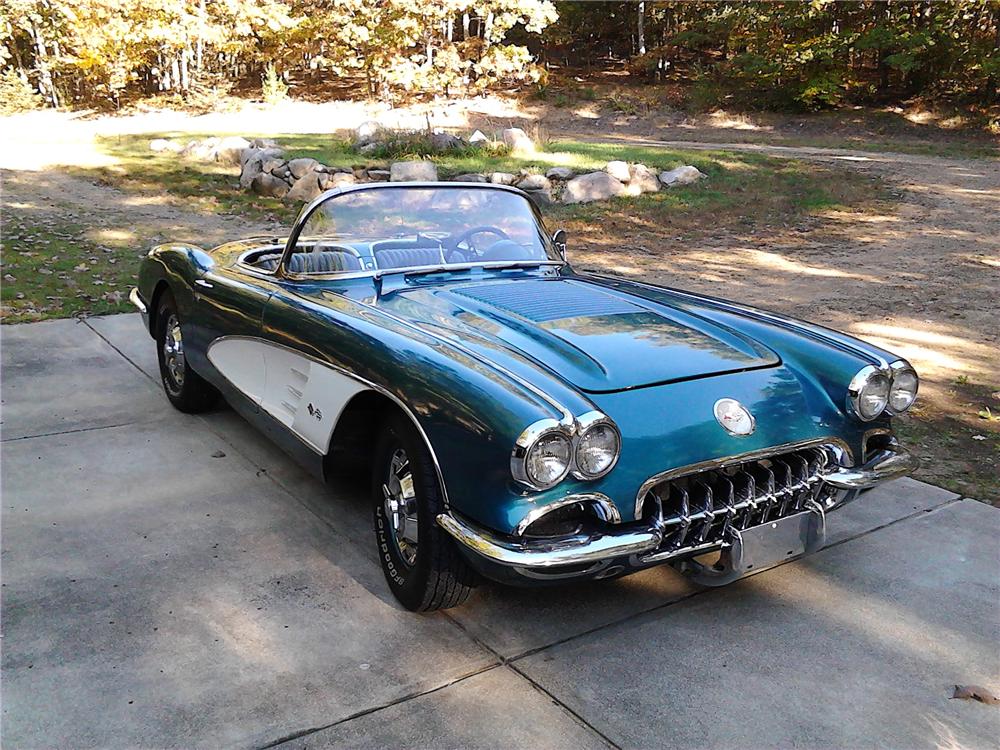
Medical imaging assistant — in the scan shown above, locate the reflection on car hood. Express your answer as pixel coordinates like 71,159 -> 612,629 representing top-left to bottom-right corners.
378,276 -> 780,393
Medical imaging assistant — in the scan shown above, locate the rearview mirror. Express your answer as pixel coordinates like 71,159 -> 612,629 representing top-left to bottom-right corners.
552,229 -> 567,261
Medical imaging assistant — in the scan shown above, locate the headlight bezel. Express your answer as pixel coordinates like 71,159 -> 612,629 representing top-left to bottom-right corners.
847,364 -> 891,421
511,418 -> 573,491
511,411 -> 622,491
847,361 -> 918,421
571,411 -> 622,480
886,360 -> 919,414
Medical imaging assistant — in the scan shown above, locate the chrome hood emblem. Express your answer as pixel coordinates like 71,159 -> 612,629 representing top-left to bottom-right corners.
714,398 -> 755,436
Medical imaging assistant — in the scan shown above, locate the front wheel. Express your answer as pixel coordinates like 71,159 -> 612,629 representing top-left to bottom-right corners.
155,289 -> 218,413
373,412 -> 478,611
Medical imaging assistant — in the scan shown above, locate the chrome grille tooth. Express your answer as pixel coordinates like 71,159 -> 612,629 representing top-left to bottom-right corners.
775,458 -> 795,516
718,475 -> 736,537
791,454 -> 812,510
693,480 -> 715,543
670,485 -> 692,550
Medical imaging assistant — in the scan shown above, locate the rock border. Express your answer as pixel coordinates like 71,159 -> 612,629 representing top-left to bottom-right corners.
152,133 -> 707,206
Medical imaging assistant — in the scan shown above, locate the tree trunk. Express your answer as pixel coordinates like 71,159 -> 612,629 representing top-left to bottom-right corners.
462,13 -> 470,40
196,0 -> 205,72
180,47 -> 190,90
171,56 -> 181,92
638,1 -> 646,55
30,20 -> 58,107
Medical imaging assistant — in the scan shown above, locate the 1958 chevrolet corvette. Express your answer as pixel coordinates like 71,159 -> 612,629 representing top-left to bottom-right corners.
131,182 -> 919,611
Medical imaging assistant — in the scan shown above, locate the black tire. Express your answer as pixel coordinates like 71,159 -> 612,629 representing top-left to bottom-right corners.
373,411 -> 478,611
155,289 -> 218,413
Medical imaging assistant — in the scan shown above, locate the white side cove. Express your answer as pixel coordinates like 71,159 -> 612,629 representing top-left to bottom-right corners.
207,337 -> 367,453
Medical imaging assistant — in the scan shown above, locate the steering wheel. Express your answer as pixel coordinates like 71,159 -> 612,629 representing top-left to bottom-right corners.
449,226 -> 510,260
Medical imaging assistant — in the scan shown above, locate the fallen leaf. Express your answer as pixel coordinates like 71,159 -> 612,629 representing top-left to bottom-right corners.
211,450 -> 226,458
972,435 -> 987,441
74,264 -> 88,272
952,685 -> 1000,705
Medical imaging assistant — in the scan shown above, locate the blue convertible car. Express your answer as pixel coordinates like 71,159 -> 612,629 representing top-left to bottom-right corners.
131,182 -> 918,610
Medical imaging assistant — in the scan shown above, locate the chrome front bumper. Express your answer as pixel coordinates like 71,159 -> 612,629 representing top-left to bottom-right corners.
438,445 -> 917,572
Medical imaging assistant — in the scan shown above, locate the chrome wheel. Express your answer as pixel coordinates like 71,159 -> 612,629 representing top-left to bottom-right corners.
383,447 -> 419,567
162,314 -> 185,389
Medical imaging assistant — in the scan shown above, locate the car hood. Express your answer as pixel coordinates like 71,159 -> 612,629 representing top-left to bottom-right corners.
377,276 -> 780,393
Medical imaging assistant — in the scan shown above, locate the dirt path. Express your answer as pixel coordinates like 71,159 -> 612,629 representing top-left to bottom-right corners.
2,168 -> 275,248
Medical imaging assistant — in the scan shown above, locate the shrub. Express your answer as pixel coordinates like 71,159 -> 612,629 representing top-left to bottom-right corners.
261,63 -> 288,106
0,70 -> 43,114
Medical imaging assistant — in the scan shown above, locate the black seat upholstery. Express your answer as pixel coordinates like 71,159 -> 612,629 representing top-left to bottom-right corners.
252,251 -> 361,274
375,247 -> 444,270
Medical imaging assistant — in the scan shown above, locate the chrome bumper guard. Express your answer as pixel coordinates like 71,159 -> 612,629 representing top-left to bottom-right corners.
438,445 -> 916,573
819,448 -> 919,489
128,287 -> 148,314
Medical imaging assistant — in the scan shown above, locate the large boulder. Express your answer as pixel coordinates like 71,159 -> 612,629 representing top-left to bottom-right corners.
261,156 -> 286,174
251,173 -> 290,199
288,157 -> 319,179
605,160 -> 631,183
659,165 -> 706,187
625,164 -> 660,196
517,174 -> 551,191
501,128 -> 535,156
525,189 -> 554,208
390,160 -> 438,182
562,172 -> 627,204
214,136 -> 252,166
489,172 -> 517,186
355,121 -> 381,146
285,173 -> 323,203
239,147 -> 285,188
545,166 -> 575,180
430,132 -> 464,151
182,137 -> 220,161
149,138 -> 183,154
319,172 -> 356,190
468,130 -> 489,147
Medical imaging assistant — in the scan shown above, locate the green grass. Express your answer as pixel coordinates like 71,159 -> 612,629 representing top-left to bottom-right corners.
1,214 -> 139,323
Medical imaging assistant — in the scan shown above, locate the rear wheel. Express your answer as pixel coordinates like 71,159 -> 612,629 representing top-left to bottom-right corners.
155,290 -> 218,413
373,412 -> 477,611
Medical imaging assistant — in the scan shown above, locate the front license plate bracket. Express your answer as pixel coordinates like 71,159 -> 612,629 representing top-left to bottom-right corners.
678,505 -> 826,587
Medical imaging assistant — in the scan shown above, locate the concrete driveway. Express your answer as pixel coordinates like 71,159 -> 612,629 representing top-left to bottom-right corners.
2,315 -> 998,749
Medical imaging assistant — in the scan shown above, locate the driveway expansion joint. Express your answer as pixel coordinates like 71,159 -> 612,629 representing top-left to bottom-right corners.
255,662 -> 504,749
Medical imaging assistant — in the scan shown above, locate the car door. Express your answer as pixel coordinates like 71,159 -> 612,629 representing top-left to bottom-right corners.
257,278 -> 369,458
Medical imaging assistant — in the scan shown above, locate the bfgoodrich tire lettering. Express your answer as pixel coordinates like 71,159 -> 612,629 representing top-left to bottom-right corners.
372,412 -> 478,611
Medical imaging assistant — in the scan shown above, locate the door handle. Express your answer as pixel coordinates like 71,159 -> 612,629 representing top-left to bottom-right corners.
194,279 -> 214,289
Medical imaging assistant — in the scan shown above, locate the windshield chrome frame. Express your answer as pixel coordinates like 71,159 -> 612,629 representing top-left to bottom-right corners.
278,181 -> 565,280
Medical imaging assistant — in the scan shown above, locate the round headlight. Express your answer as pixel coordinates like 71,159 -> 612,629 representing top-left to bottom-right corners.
848,365 -> 891,421
888,362 -> 919,413
574,422 -> 621,479
524,432 -> 572,489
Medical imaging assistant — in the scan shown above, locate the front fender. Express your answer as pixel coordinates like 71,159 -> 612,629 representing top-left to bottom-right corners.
137,243 -> 214,335
261,288 -> 585,533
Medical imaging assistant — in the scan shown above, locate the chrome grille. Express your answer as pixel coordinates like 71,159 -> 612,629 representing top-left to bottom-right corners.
639,445 -> 839,559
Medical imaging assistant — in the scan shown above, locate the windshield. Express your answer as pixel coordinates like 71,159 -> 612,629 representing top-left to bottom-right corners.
295,185 -> 559,272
